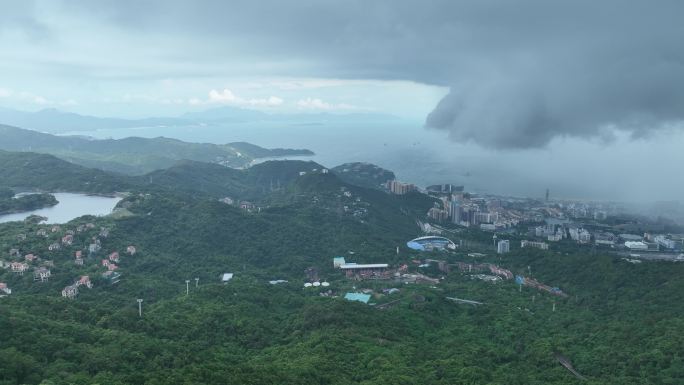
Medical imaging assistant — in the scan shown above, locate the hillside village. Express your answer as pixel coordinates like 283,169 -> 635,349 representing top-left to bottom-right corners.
0,217 -> 135,299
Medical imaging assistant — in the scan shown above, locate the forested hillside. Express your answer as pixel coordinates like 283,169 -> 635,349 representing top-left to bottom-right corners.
1,154 -> 683,384
0,125 -> 312,174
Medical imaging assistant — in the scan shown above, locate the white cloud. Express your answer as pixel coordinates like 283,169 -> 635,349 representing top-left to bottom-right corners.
18,91 -> 51,105
296,97 -> 358,111
0,88 -> 12,98
61,99 -> 78,106
12,91 -> 77,106
206,88 -> 283,107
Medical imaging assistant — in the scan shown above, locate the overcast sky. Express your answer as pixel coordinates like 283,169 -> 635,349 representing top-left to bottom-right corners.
2,0 -> 684,202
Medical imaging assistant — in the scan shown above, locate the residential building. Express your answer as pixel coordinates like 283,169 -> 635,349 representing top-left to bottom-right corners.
427,207 -> 449,223
61,285 -> 79,299
386,180 -> 416,195
89,243 -> 101,254
449,202 -> 461,224
10,262 -> 29,274
61,234 -> 74,246
497,240 -> 510,254
0,282 -> 11,295
520,240 -> 549,250
108,252 -> 120,263
33,267 -> 51,282
77,276 -> 93,288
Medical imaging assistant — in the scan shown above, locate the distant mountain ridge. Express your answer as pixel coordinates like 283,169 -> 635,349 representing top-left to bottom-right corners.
0,124 -> 313,175
0,106 -> 404,134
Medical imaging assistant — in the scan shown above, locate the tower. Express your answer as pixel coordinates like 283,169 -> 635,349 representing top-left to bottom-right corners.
545,188 -> 550,202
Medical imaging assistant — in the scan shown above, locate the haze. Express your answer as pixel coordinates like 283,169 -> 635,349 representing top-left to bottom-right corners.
2,0 -> 683,202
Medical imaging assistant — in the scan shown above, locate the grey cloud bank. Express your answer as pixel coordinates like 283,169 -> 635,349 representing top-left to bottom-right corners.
2,1 -> 684,168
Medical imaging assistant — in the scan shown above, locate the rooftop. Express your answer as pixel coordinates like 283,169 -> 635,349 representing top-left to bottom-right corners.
340,263 -> 389,269
344,293 -> 371,304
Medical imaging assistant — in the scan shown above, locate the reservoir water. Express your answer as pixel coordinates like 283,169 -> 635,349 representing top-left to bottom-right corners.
0,193 -> 122,224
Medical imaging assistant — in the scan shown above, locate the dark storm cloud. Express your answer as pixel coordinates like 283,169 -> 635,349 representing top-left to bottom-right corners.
13,0 -> 684,148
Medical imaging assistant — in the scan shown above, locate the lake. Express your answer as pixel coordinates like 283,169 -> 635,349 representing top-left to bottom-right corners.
0,193 -> 123,224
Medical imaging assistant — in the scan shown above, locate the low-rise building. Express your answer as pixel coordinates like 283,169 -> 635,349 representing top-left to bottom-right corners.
77,275 -> 93,289
221,273 -> 234,283
10,262 -> 29,274
61,234 -> 74,246
624,241 -> 648,251
344,292 -> 371,304
102,270 -> 121,284
0,282 -> 11,295
340,263 -> 390,280
520,240 -> 549,250
654,235 -> 682,251
108,252 -> 120,263
89,243 -> 101,254
33,267 -> 51,282
61,285 -> 79,299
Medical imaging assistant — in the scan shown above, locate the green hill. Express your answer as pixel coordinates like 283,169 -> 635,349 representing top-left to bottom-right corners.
331,162 -> 395,190
0,124 -> 313,175
1,153 -> 683,384
0,150 -> 135,193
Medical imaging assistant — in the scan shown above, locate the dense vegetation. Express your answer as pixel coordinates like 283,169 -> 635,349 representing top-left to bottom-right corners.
0,125 -> 312,175
1,154 -> 683,384
0,191 -> 58,214
0,151 -> 136,194
331,162 -> 395,190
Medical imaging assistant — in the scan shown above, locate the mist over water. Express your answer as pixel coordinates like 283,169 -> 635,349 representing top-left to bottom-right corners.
63,122 -> 684,203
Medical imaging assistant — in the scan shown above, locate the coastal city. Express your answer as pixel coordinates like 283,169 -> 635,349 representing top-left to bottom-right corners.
387,179 -> 684,260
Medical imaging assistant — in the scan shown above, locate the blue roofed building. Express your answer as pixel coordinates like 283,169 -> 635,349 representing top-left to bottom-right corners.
344,292 -> 371,304
406,236 -> 456,251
